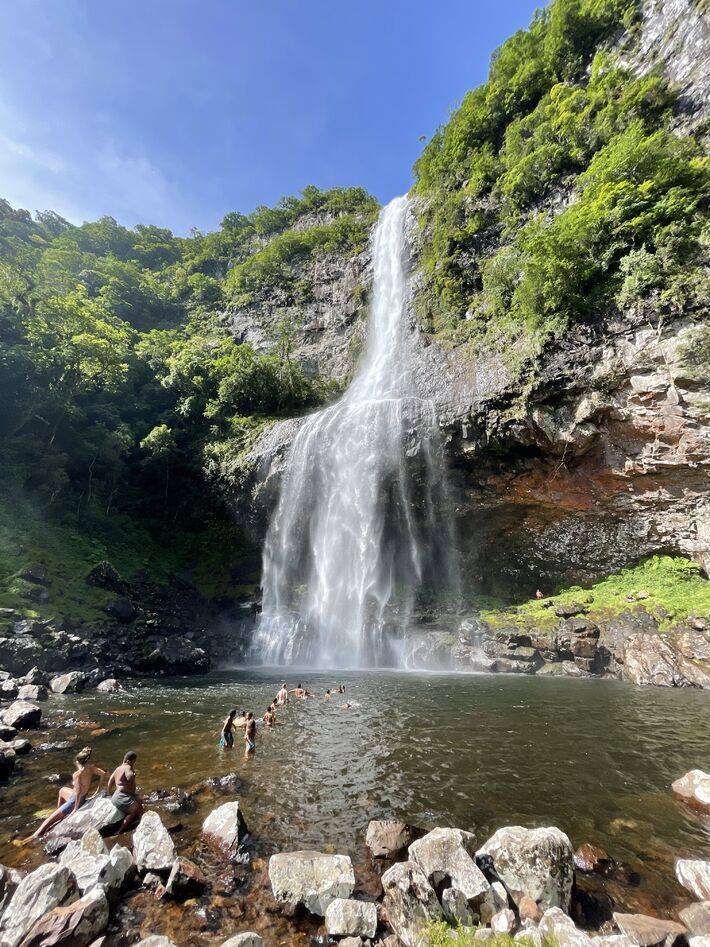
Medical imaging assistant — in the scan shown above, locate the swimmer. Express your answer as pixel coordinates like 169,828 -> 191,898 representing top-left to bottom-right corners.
220,709 -> 237,748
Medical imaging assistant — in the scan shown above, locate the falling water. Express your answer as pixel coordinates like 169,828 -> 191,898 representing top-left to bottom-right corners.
253,196 -> 459,668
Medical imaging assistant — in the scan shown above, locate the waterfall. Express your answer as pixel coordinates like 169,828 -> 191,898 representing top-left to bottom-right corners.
253,196 -> 459,668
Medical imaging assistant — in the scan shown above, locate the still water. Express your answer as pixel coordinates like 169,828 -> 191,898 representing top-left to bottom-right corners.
2,670 -> 710,936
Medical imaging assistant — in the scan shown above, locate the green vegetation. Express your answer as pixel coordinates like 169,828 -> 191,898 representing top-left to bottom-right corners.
481,555 -> 710,630
0,185 -> 376,612
413,0 -> 709,377
424,921 -> 556,947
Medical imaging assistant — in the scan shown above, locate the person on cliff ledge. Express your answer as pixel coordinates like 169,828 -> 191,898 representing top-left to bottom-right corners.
107,750 -> 143,832
21,746 -> 106,842
220,709 -> 237,748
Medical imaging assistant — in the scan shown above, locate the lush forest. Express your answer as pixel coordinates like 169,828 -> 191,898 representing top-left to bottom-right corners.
0,186 -> 378,614
413,0 -> 709,375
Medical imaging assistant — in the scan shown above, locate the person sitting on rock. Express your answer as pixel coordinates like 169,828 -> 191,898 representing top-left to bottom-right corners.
107,750 -> 143,832
220,709 -> 237,748
22,746 -> 106,842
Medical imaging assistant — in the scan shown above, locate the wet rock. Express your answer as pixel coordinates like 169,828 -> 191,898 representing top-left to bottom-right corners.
6,738 -> 31,754
1,700 -> 41,731
0,747 -> 15,780
491,908 -> 516,933
0,864 -> 23,915
680,903 -> 710,937
0,725 -> 17,741
0,680 -> 18,700
539,907 -> 595,947
45,796 -> 123,842
132,811 -> 176,874
144,636 -> 209,674
59,829 -> 133,898
676,859 -> 710,900
574,843 -> 613,874
220,936 -> 264,947
477,825 -> 574,912
381,860 -> 443,947
16,684 -> 48,702
613,912 -> 687,947
623,633 -> 684,687
38,741 -> 74,752
366,819 -> 421,860
0,863 -> 79,947
409,827 -> 492,916
95,678 -> 120,693
49,671 -> 86,694
269,851 -> 355,915
202,801 -> 249,855
672,770 -> 710,813
325,898 -> 378,938
18,887 -> 108,947
165,856 -> 206,899
19,668 -> 47,686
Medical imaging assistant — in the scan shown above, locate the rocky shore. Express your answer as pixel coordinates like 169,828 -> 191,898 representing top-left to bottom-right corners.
1,764 -> 709,947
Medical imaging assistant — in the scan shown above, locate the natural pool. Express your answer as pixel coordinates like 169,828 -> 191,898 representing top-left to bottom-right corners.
1,669 -> 710,943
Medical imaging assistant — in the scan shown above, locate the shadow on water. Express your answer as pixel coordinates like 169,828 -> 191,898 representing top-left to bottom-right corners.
2,668 -> 710,941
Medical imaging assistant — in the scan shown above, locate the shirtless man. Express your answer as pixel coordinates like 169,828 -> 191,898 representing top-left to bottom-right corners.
276,684 -> 288,705
262,706 -> 275,726
221,709 -> 237,748
24,747 -> 106,841
291,683 -> 306,699
324,689 -> 332,699
244,712 -> 256,755
107,750 -> 143,832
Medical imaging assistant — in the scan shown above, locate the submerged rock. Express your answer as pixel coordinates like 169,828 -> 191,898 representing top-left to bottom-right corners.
165,856 -> 207,899
202,800 -> 249,855
132,811 -> 176,874
574,843 -> 613,874
672,770 -> 710,813
325,898 -> 378,938
381,860 -> 443,947
477,825 -> 574,913
0,863 -> 79,947
18,886 -> 109,947
268,851 -> 355,915
676,859 -> 710,900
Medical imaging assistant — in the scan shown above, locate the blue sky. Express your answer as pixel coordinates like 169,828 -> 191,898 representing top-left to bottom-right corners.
0,0 -> 541,235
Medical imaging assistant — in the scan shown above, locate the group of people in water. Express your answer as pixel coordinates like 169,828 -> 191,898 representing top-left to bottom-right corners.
20,747 -> 142,843
219,681 -> 347,754
20,680 -> 347,845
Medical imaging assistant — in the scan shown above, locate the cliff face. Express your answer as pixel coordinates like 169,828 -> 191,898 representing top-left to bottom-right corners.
230,0 -> 709,604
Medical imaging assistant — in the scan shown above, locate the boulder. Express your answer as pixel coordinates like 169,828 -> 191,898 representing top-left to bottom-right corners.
133,939 -> 179,947
16,685 -> 47,702
366,819 -> 420,859
95,678 -> 120,693
0,863 -> 79,947
165,856 -> 206,899
672,770 -> 710,814
19,668 -> 47,686
613,912 -> 687,947
0,865 -> 23,916
491,908 -> 516,933
22,564 -> 48,585
268,851 -> 355,915
6,738 -> 31,755
680,903 -> 710,937
58,829 -> 133,898
676,860 -> 710,900
477,825 -> 574,912
0,725 -> 17,742
0,747 -> 15,781
144,636 -> 209,674
49,671 -> 86,695
381,861 -> 443,947
86,562 -> 127,594
105,598 -> 136,623
220,936 -> 264,947
441,886 -> 475,926
574,843 -> 613,873
325,898 -> 378,938
539,907 -> 595,947
0,680 -> 18,700
132,811 -> 176,874
202,801 -> 249,854
555,603 -> 586,618
45,796 -> 123,842
409,827 -> 492,919
18,887 -> 108,947
1,700 -> 41,731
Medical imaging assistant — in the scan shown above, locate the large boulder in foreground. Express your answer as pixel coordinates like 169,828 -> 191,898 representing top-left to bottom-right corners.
381,860 -> 443,947
202,801 -> 249,855
672,770 -> 710,813
1,700 -> 41,731
409,827 -> 491,910
366,820 -> 421,860
477,825 -> 574,912
59,828 -> 134,897
0,863 -> 78,947
18,886 -> 108,947
45,796 -> 123,842
268,851 -> 355,916
132,811 -> 176,874
676,859 -> 710,900
325,898 -> 378,938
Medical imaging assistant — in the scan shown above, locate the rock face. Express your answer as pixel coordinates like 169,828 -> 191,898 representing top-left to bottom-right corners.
676,860 -> 710,900
268,851 -> 355,916
18,887 -> 109,947
0,701 -> 41,731
202,801 -> 249,854
477,826 -> 574,912
0,863 -> 79,947
324,898 -> 378,938
672,770 -> 710,813
381,860 -> 444,947
132,811 -> 177,874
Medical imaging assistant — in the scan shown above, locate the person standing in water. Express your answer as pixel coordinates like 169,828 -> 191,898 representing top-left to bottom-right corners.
22,747 -> 106,841
276,683 -> 288,705
262,706 -> 275,726
107,750 -> 143,832
221,709 -> 237,748
244,712 -> 256,755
